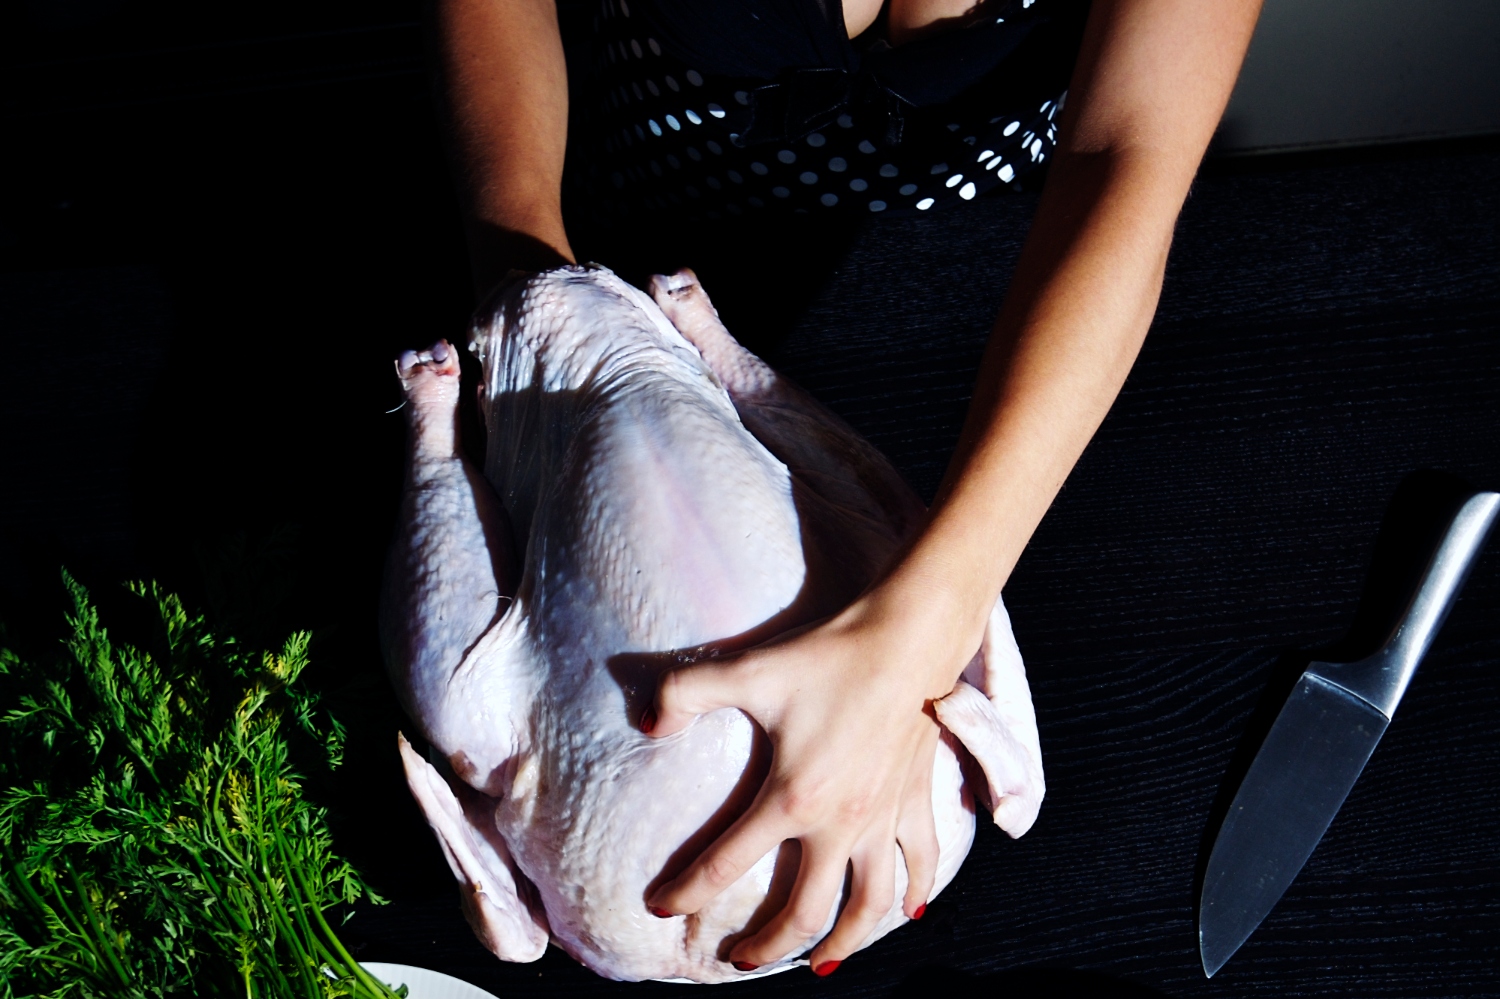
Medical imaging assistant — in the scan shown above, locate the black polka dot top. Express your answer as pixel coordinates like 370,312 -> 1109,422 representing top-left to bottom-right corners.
566,0 -> 1090,223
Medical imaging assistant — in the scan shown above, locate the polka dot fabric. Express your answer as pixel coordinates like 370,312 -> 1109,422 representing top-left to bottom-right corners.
571,0 -> 1075,222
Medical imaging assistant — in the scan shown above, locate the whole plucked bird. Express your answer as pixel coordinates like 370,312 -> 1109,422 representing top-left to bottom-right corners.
380,265 -> 1044,982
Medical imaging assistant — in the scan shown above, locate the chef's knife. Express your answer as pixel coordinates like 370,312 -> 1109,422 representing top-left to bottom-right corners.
1198,489 -> 1500,978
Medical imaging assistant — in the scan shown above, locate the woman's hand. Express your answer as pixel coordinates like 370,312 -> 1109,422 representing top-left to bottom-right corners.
643,577 -> 986,974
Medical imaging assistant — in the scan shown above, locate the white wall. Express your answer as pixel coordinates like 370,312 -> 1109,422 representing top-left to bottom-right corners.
1217,0 -> 1500,154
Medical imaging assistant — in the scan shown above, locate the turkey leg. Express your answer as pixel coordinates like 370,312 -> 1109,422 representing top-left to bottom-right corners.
379,341 -> 518,752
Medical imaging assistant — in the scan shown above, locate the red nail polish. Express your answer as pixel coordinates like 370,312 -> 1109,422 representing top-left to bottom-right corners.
813,960 -> 841,977
648,905 -> 673,918
640,707 -> 657,734
912,903 -> 927,920
732,961 -> 759,972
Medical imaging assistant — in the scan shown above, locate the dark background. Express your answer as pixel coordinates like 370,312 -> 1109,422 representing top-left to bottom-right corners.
3,2 -> 1498,996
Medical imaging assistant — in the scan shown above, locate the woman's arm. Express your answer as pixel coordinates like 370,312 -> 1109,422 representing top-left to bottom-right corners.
914,0 -> 1264,619
438,0 -> 576,294
644,0 -> 1264,974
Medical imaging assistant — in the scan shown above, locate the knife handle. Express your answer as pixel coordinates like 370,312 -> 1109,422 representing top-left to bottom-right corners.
1313,490 -> 1500,718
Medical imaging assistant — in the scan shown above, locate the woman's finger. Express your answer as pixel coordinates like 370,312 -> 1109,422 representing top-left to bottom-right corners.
896,800 -> 939,919
897,729 -> 941,918
805,835 -> 896,974
645,653 -> 757,738
726,839 -> 851,970
646,799 -> 789,916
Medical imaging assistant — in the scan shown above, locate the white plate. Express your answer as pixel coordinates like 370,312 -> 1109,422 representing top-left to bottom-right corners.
360,963 -> 500,999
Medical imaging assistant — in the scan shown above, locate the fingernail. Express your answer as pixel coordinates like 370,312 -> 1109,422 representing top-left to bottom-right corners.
732,961 -> 759,972
813,960 -> 841,977
648,905 -> 674,918
640,707 -> 657,734
912,903 -> 927,920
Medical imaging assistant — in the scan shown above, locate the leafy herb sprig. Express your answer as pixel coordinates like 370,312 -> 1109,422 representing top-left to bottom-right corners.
0,573 -> 407,998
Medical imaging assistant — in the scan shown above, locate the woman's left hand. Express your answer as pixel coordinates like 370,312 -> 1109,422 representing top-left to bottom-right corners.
643,576 -> 985,973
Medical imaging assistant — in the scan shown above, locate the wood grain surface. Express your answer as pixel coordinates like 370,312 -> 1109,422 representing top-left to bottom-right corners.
342,147 -> 1500,996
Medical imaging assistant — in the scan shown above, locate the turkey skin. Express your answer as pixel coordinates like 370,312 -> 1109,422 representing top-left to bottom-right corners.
380,265 -> 1044,983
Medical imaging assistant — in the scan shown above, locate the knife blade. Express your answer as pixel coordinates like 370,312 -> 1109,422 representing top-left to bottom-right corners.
1198,489 -> 1500,978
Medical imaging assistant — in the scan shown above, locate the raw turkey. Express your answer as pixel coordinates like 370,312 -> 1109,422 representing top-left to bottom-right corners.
380,265 -> 1044,983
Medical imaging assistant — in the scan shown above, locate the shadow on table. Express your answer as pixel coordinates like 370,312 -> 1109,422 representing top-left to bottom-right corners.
891,965 -> 1170,997
572,210 -> 863,361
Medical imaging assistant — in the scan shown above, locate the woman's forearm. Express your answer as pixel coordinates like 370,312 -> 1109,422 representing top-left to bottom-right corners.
438,0 -> 575,291
896,149 -> 1183,634
886,0 -> 1264,671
